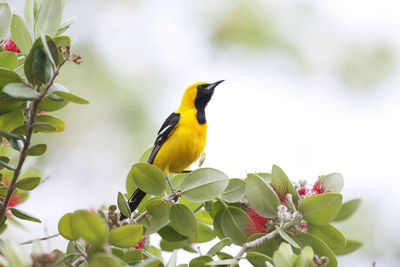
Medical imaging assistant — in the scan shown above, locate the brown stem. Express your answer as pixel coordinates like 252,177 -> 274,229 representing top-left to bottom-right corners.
20,233 -> 60,245
0,58 -> 69,222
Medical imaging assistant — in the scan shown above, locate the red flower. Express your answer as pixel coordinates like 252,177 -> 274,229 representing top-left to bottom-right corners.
298,187 -> 307,196
312,178 -> 327,195
1,39 -> 21,53
134,236 -> 148,250
8,194 -> 21,208
245,206 -> 268,234
270,184 -> 286,204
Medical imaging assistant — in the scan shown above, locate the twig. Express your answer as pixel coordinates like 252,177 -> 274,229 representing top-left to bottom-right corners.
131,210 -> 148,224
72,257 -> 86,266
0,56 -> 70,222
20,233 -> 60,245
233,229 -> 278,262
73,241 -> 87,260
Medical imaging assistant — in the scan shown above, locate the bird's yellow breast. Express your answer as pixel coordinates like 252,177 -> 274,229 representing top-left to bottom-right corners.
153,109 -> 207,175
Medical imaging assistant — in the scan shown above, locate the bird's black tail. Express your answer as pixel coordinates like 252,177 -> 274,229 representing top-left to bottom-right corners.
120,188 -> 146,220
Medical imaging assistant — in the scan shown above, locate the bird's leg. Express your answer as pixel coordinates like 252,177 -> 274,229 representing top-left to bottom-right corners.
165,175 -> 176,191
165,175 -> 180,203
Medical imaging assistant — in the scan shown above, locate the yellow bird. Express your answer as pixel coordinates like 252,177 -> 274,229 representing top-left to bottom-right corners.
127,80 -> 224,213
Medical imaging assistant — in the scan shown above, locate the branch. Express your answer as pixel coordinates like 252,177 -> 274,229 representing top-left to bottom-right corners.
72,257 -> 86,266
130,210 -> 148,224
20,233 -> 60,245
233,229 -> 278,262
73,241 -> 87,260
0,57 -> 69,222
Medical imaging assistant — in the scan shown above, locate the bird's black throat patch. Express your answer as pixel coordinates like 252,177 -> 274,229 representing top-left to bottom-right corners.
195,84 -> 214,124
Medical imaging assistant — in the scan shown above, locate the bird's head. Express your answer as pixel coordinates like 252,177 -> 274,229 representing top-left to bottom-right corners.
179,80 -> 224,111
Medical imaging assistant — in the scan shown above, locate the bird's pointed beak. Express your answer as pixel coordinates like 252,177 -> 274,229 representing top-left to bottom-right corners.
206,80 -> 224,91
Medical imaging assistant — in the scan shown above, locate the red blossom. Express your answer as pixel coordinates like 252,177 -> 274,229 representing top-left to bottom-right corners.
270,184 -> 286,203
1,39 -> 21,53
245,206 -> 268,234
8,195 -> 21,208
312,179 -> 326,195
298,187 -> 307,196
134,236 -> 148,250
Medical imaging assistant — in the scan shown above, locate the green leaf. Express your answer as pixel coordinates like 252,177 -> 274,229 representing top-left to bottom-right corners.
169,203 -> 198,238
213,209 -> 226,240
11,14 -> 32,54
222,178 -> 245,203
70,210 -> 108,246
158,224 -> 188,242
273,251 -> 291,267
40,33 -> 56,66
189,223 -> 216,243
332,240 -> 362,255
295,246 -> 314,267
122,250 -> 142,265
130,163 -> 166,195
10,208 -> 41,223
298,193 -> 342,225
141,199 -> 169,234
0,130 -> 22,140
38,94 -> 69,111
52,91 -> 89,104
180,168 -> 229,202
88,253 -> 125,267
307,224 -> 346,249
24,37 -> 58,85
26,144 -> 47,156
246,252 -> 273,267
134,258 -> 164,267
0,67 -> 22,89
117,192 -> 131,219
58,213 -> 79,241
34,0 -> 63,37
0,52 -> 18,69
220,206 -> 250,245
333,199 -> 361,222
195,210 -> 213,225
293,233 -> 337,267
108,225 -> 143,248
271,165 -> 298,203
111,247 -> 124,259
206,259 -> 238,266
0,97 -> 24,115
319,173 -> 344,193
166,250 -> 178,267
245,173 -> 281,218
0,4 -> 11,40
216,252 -> 233,260
189,256 -> 213,267
0,111 -> 24,132
3,83 -> 39,100
35,115 -> 65,132
256,173 -> 271,183
160,239 -> 195,253
0,157 -> 14,170
206,237 -> 231,257
275,226 -> 300,249
25,43 -> 52,84
56,17 -> 75,35
15,176 -> 41,190
24,0 -> 34,32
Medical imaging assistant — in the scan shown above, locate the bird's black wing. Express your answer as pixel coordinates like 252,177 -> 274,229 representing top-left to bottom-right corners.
147,112 -> 181,164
